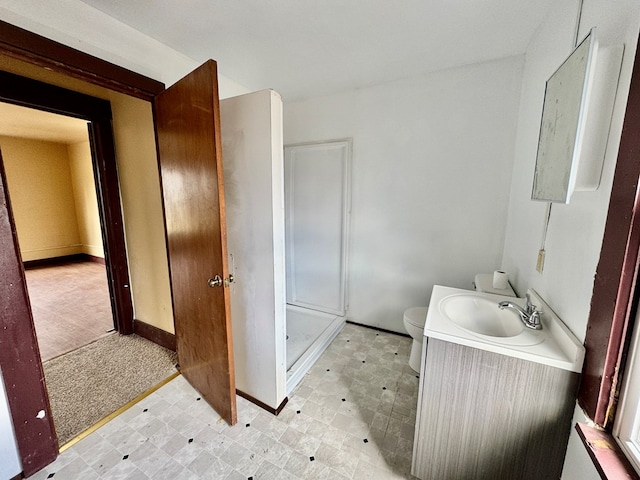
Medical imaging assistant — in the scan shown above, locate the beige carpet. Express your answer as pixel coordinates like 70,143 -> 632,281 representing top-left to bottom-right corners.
43,333 -> 178,446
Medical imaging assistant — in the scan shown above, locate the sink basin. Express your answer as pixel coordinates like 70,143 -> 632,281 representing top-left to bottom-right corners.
436,291 -> 545,347
439,294 -> 523,337
424,286 -> 586,372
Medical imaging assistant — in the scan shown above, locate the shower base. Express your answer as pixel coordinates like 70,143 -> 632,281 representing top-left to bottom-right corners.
285,305 -> 345,395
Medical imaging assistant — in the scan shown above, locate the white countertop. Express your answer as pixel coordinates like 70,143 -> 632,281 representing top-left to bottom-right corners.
424,285 -> 585,373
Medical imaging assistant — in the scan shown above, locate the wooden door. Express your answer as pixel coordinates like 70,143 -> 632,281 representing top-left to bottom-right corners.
154,60 -> 236,425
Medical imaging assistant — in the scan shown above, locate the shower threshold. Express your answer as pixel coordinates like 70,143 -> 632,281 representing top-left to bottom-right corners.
285,305 -> 345,395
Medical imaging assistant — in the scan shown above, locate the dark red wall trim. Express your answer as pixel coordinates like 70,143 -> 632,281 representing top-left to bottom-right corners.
88,112 -> 135,335
23,253 -> 105,270
0,151 -> 58,476
579,32 -> 640,426
85,254 -> 106,265
0,20 -> 164,100
133,319 -> 177,352
575,423 -> 640,479
236,390 -> 289,416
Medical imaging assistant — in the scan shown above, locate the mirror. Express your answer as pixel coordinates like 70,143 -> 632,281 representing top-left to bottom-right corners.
532,28 -> 597,203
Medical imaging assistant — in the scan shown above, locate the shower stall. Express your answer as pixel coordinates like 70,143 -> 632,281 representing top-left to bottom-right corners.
220,91 -> 350,411
283,140 -> 350,391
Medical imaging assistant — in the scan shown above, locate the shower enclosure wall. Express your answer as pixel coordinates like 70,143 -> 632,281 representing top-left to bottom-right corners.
221,90 -> 286,410
220,90 -> 350,412
284,140 -> 351,391
221,90 -> 350,410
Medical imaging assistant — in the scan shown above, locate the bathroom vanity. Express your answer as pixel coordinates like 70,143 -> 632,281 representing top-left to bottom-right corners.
412,286 -> 585,480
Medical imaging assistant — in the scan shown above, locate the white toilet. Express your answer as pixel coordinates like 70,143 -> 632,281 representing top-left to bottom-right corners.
403,306 -> 428,373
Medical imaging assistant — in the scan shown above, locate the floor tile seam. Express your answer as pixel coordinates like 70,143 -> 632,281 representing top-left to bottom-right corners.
85,456 -> 124,477
80,443 -> 123,468
282,455 -> 330,478
187,451 -> 236,477
47,455 -> 94,477
42,453 -> 85,477
99,452 -> 166,478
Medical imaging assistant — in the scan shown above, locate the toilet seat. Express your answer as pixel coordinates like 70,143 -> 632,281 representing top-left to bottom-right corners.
404,307 -> 427,329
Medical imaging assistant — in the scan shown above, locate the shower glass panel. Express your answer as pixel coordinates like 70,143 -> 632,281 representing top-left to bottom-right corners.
284,140 -> 350,316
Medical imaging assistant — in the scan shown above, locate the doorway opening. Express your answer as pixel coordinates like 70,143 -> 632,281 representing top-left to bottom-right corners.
0,103 -> 115,361
0,69 -> 134,334
0,22 -> 166,475
0,69 -> 136,457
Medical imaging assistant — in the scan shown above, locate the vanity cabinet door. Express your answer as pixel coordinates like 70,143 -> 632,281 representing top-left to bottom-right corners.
412,339 -> 579,480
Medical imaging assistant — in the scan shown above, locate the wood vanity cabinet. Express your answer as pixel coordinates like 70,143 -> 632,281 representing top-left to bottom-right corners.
412,338 -> 580,480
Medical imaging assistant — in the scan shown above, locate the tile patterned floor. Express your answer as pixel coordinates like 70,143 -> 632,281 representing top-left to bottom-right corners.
26,261 -> 114,361
31,323 -> 419,479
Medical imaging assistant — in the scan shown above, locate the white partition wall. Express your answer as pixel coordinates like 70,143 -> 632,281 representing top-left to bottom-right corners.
221,90 -> 287,410
0,371 -> 21,479
284,140 -> 351,316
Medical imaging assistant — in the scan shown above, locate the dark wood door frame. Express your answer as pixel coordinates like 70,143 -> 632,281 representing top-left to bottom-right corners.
0,20 -> 163,101
0,70 -> 134,475
578,32 -> 640,426
0,70 -> 134,335
0,149 -> 58,475
0,18 -> 164,477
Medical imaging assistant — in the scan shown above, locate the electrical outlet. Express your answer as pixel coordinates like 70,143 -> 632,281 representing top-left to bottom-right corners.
536,249 -> 545,273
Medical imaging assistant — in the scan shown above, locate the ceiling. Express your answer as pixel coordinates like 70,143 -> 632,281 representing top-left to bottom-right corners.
0,2 -> 556,143
77,0 -> 555,101
0,103 -> 88,144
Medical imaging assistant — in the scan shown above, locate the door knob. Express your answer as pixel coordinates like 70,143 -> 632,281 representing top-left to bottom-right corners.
208,274 -> 235,288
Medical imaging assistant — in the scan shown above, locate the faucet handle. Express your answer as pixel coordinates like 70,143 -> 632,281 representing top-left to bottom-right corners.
524,293 -> 538,314
529,308 -> 543,329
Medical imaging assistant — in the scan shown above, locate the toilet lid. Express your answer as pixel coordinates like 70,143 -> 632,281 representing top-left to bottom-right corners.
404,307 -> 427,328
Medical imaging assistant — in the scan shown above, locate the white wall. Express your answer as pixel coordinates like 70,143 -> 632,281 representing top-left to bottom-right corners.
221,90 -> 287,410
498,1 -> 640,478
285,56 -> 524,332
0,369 -> 21,480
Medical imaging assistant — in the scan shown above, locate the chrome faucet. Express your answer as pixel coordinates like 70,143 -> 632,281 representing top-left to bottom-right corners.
498,293 -> 542,330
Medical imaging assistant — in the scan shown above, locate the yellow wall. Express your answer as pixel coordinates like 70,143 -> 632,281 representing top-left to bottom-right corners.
0,55 -> 175,334
68,141 -> 104,258
107,94 -> 175,334
1,135 -> 82,261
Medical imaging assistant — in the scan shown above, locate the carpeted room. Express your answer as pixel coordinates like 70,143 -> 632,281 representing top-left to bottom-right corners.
0,127 -> 178,448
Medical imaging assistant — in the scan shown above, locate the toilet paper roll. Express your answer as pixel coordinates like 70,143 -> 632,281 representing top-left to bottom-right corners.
493,270 -> 509,290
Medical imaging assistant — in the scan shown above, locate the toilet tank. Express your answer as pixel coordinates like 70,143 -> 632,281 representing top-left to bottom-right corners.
473,273 -> 516,297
